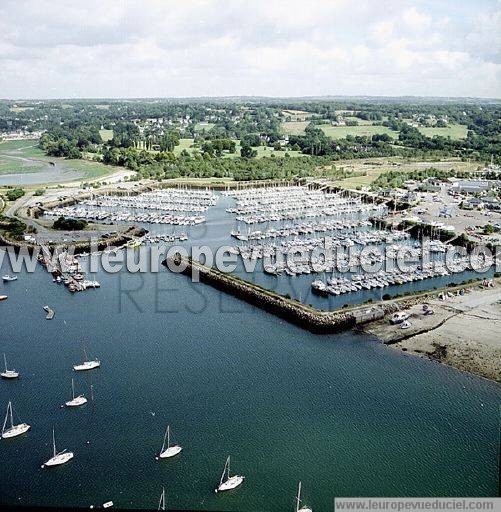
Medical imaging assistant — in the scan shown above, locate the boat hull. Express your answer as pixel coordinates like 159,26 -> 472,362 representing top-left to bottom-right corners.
65,396 -> 87,407
2,423 -> 30,439
73,361 -> 100,371
43,452 -> 74,467
216,475 -> 245,492
1,371 -> 19,379
159,445 -> 182,458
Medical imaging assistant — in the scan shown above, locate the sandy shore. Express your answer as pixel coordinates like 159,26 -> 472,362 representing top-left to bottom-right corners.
364,283 -> 501,382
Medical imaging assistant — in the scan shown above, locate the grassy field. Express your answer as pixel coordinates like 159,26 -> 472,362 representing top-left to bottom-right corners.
194,122 -> 215,132
99,129 -> 114,142
416,124 -> 468,140
281,121 -> 310,135
328,157 -> 482,189
319,124 -> 399,139
173,138 -> 197,156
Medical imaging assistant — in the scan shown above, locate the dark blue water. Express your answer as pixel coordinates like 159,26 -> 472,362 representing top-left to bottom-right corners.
1,194 -> 499,510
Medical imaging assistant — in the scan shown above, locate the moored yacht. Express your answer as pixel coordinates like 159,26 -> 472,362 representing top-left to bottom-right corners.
42,429 -> 74,468
65,379 -> 87,407
157,425 -> 182,459
215,456 -> 245,493
73,348 -> 100,371
1,354 -> 19,379
2,401 -> 30,439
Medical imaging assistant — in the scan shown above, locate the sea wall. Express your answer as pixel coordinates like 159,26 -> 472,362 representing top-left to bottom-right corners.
0,226 -> 147,254
163,255 -> 402,334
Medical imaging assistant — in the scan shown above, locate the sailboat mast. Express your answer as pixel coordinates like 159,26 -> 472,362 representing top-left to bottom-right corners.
9,401 -> 13,428
71,379 -> 75,400
52,429 -> 56,457
296,481 -> 302,512
3,354 -> 7,372
2,402 -> 10,434
167,426 -> 170,449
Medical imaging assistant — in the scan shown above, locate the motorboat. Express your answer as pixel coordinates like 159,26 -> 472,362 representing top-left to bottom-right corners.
2,275 -> 17,282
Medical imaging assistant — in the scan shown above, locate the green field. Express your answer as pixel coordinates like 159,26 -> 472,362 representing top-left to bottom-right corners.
319,124 -> 399,139
281,121 -> 310,135
194,122 -> 215,132
417,124 -> 468,140
99,129 -> 114,142
173,138 -> 198,156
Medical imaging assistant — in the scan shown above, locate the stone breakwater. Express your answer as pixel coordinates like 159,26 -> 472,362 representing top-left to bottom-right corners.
0,225 -> 147,254
164,255 -> 402,334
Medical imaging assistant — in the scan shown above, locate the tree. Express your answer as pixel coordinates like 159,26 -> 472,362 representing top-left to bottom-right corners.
240,143 -> 257,158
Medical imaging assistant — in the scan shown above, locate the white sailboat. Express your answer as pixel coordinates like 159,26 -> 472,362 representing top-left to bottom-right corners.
157,487 -> 166,511
1,354 -> 19,379
157,425 -> 182,459
73,347 -> 100,372
65,378 -> 87,407
215,456 -> 245,493
1,401 -> 30,439
296,481 -> 313,512
42,429 -> 74,468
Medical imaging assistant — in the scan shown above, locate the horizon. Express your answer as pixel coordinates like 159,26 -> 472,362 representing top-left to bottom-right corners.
2,94 -> 500,102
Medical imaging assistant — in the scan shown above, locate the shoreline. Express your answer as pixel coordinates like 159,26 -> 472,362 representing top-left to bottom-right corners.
365,282 -> 501,382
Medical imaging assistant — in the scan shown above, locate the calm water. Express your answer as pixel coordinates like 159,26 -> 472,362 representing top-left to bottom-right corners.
1,195 -> 500,510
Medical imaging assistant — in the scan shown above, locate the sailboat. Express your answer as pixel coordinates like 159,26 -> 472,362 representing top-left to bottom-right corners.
215,456 -> 245,493
2,401 -> 30,439
296,481 -> 313,512
42,428 -> 74,468
157,425 -> 182,459
65,378 -> 87,407
1,354 -> 19,379
157,487 -> 166,511
73,347 -> 100,371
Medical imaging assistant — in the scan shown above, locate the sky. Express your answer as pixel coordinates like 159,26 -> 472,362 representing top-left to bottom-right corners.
0,0 -> 500,99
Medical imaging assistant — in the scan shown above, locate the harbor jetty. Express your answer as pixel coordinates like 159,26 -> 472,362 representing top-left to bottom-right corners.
164,255 -> 396,334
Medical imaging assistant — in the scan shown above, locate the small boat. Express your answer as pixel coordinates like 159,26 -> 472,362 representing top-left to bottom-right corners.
73,348 -> 100,372
215,456 -> 245,493
158,487 -> 166,511
2,275 -> 17,282
1,354 -> 19,379
400,320 -> 412,330
390,312 -> 410,325
296,481 -> 313,512
103,501 -> 114,509
42,428 -> 74,468
43,305 -> 55,320
2,401 -> 30,439
0,295 -> 7,301
65,379 -> 87,407
157,425 -> 182,459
